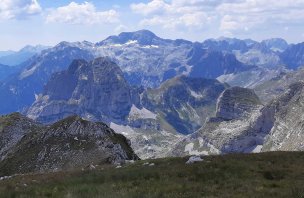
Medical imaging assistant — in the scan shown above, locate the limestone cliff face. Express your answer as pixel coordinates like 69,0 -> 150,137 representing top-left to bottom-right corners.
140,76 -> 229,134
216,87 -> 261,120
261,82 -> 304,151
27,57 -> 136,124
171,87 -> 264,156
172,82 -> 304,157
0,114 -> 138,176
26,60 -> 229,159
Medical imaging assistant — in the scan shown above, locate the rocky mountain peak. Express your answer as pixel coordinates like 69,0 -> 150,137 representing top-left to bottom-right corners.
19,45 -> 50,54
98,29 -> 161,46
141,75 -> 228,134
27,57 -> 134,124
261,38 -> 288,52
0,112 -> 41,161
67,59 -> 88,73
281,42 -> 304,69
0,115 -> 139,176
216,87 -> 262,120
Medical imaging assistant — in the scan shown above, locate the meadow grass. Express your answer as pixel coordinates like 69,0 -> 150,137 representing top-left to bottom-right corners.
0,152 -> 303,198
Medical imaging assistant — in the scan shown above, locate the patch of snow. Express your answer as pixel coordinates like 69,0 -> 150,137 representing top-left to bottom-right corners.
125,160 -> 135,164
74,137 -> 79,141
141,45 -> 159,49
149,163 -> 155,166
111,44 -> 123,47
142,162 -> 150,166
0,176 -> 13,181
80,75 -> 88,80
186,156 -> 203,164
89,164 -> 96,170
270,47 -> 284,52
110,122 -> 135,136
252,145 -> 263,153
217,73 -> 236,83
129,104 -> 157,120
189,90 -> 204,99
184,143 -> 208,155
125,40 -> 138,45
143,135 -> 149,141
198,138 -> 220,154
19,65 -> 38,80
9,87 -> 17,95
34,94 -> 39,100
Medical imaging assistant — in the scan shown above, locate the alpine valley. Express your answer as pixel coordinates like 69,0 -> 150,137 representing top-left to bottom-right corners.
1,29 -> 304,173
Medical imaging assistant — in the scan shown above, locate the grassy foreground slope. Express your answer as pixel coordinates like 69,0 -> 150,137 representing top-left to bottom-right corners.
0,152 -> 304,198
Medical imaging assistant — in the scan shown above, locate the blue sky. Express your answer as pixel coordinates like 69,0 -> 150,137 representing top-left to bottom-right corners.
0,0 -> 304,51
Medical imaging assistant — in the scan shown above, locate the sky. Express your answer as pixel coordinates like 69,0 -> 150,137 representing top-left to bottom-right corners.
0,0 -> 304,51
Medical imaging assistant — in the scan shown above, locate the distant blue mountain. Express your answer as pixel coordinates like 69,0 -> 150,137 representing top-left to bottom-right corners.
0,45 -> 50,66
0,64 -> 19,81
0,30 -> 300,115
0,50 -> 15,58
281,42 -> 304,69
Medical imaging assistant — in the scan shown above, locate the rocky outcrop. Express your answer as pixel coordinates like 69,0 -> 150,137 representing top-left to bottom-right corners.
188,46 -> 252,79
171,87 -> 264,156
0,113 -> 41,161
261,82 -> 304,151
0,113 -> 138,176
216,87 -> 261,120
281,42 -> 304,69
254,68 -> 304,103
202,37 -> 285,68
172,81 -> 304,157
27,57 -> 136,124
141,76 -> 229,134
261,38 -> 288,52
0,41 -> 94,114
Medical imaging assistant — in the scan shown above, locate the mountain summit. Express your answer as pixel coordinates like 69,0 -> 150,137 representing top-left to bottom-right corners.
0,113 -> 138,176
27,57 -> 135,124
98,30 -> 161,46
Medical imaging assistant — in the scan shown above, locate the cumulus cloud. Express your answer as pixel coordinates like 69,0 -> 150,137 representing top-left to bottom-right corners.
0,0 -> 41,20
46,2 -> 119,25
131,0 -> 304,34
115,24 -> 128,33
130,0 -> 214,29
218,0 -> 304,32
131,0 -> 169,16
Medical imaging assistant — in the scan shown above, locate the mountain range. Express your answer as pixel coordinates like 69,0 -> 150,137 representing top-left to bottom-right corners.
0,45 -> 50,66
2,30 -> 304,115
1,30 -> 304,174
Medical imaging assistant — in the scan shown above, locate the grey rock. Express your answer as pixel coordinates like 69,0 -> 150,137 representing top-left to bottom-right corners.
171,87 -> 263,156
254,67 -> 304,103
216,87 -> 261,120
281,42 -> 304,69
0,114 -> 139,176
27,57 -> 135,124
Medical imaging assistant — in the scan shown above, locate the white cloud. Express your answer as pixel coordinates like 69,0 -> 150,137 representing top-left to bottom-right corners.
130,0 -> 214,29
131,0 -> 304,35
0,0 -> 41,20
218,0 -> 304,32
115,24 -> 128,33
46,2 -> 119,25
131,0 -> 169,16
